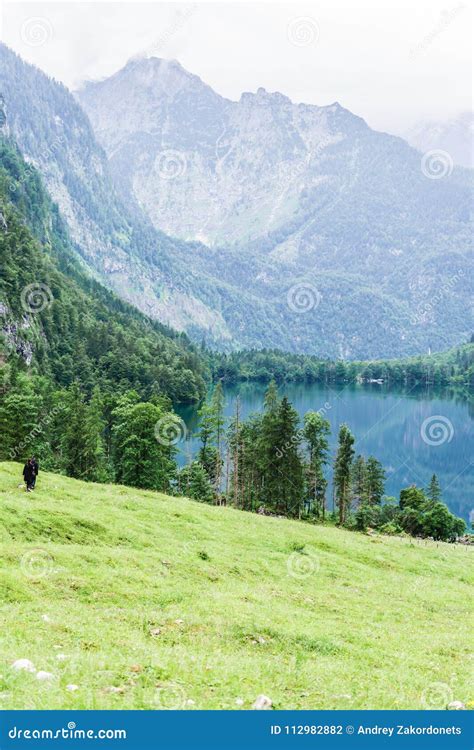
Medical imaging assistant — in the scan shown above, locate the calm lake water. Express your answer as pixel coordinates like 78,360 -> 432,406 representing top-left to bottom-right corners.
177,383 -> 473,524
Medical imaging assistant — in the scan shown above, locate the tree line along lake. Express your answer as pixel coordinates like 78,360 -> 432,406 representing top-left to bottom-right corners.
176,382 -> 473,525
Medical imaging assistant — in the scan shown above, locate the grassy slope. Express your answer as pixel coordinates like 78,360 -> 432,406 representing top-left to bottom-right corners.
0,462 -> 472,710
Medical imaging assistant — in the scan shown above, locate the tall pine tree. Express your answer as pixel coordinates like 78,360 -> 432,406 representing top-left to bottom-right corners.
365,456 -> 386,505
334,424 -> 355,525
426,473 -> 442,504
303,411 -> 330,518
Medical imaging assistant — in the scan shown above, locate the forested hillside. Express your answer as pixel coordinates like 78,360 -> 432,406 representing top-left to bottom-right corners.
0,139 -> 207,403
210,343 -> 474,387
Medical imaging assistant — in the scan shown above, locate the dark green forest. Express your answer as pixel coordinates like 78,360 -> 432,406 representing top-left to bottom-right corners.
208,344 -> 474,388
0,139 -> 207,404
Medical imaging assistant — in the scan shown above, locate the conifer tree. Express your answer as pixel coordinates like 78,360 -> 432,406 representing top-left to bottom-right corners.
334,424 -> 355,525
351,454 -> 367,505
276,396 -> 304,517
179,461 -> 214,503
0,374 -> 43,461
112,396 -> 177,491
197,381 -> 225,491
365,456 -> 386,505
303,411 -> 330,518
426,473 -> 442,504
62,382 -> 88,478
82,386 -> 108,482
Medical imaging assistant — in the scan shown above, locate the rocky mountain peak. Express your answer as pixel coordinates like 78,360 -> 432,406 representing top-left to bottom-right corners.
239,87 -> 293,107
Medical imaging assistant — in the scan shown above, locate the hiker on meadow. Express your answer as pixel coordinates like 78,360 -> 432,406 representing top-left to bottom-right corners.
22,458 -> 36,492
30,456 -> 39,488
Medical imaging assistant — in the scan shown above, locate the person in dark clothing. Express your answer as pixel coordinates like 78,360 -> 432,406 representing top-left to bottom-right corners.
30,456 -> 39,489
23,459 -> 35,492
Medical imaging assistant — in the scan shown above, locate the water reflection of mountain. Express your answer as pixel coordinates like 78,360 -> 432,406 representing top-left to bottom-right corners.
177,383 -> 473,524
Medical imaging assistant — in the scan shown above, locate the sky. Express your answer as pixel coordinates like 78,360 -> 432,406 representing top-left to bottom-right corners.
0,0 -> 472,133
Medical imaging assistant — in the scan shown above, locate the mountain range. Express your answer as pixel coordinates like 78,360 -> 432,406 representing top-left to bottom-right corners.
1,44 -> 472,358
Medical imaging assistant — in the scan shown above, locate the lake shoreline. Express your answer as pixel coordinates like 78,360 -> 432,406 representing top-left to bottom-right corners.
177,382 -> 473,524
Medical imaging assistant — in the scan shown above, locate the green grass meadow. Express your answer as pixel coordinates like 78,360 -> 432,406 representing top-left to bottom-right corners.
0,462 -> 472,710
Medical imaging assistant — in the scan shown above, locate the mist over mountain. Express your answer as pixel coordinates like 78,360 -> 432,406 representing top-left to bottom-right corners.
403,112 -> 474,170
1,45 -> 472,358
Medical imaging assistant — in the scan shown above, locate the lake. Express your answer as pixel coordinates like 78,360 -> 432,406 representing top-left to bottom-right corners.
177,383 -> 473,524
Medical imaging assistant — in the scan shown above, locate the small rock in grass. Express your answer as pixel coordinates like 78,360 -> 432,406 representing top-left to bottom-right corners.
235,698 -> 244,706
36,671 -> 54,682
12,659 -> 36,673
150,628 -> 161,637
41,614 -> 51,623
56,654 -> 68,662
66,684 -> 79,692
174,619 -> 184,625
253,694 -> 272,710
447,701 -> 466,710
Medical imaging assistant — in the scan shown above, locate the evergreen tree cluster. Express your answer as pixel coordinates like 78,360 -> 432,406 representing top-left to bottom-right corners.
188,381 -> 466,542
0,371 -> 181,493
209,344 -> 474,389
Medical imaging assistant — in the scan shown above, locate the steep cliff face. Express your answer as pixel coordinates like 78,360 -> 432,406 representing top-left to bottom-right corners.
77,56 -> 473,356
0,44 -> 233,345
77,58 -> 367,248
